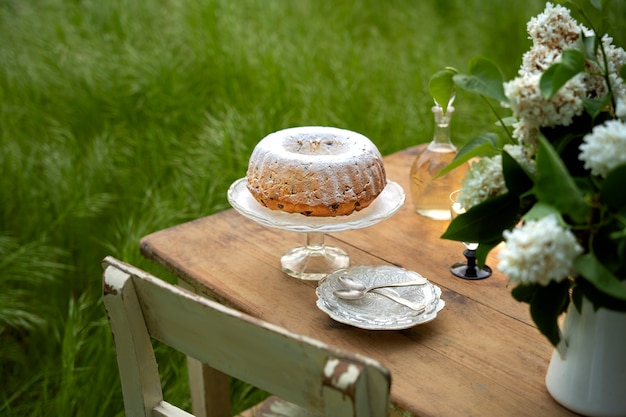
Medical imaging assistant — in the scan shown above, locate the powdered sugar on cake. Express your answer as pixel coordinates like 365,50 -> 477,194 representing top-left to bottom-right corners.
246,126 -> 387,216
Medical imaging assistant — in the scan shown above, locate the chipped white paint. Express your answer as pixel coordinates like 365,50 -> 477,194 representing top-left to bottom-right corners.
259,397 -> 319,417
324,358 -> 361,390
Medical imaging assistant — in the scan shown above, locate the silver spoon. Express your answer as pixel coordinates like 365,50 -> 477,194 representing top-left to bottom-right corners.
333,287 -> 426,312
338,275 -> 427,293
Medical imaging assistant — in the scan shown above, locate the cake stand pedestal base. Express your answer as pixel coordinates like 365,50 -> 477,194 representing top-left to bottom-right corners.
280,232 -> 349,280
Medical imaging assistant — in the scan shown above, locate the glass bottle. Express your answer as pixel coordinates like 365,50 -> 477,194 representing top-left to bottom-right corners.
409,103 -> 467,220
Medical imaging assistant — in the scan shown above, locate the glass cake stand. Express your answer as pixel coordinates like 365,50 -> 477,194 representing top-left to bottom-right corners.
227,178 -> 405,280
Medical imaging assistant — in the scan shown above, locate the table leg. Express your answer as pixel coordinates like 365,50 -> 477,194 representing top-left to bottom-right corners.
178,279 -> 231,417
187,357 -> 231,417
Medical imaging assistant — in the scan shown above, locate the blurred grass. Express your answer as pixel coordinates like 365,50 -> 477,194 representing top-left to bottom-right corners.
2,0 -> 622,415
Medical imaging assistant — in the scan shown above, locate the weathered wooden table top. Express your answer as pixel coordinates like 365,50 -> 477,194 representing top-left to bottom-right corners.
140,146 -> 577,417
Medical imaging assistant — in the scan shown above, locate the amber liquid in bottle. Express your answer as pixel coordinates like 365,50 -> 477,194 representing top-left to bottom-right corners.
410,106 -> 467,220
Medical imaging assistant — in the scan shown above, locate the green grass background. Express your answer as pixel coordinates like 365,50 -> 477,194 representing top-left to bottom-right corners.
1,0 -> 623,415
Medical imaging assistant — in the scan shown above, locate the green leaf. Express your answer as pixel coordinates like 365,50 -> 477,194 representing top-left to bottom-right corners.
539,50 -> 586,99
579,32 -> 598,62
499,116 -> 518,127
621,64 -> 626,82
456,132 -> 500,159
452,57 -> 508,103
502,150 -> 533,196
475,241 -> 499,270
522,202 -> 560,221
534,136 -> 590,224
575,252 -> 626,301
441,193 -> 519,243
571,285 -> 584,312
583,95 -> 612,119
512,281 -> 570,347
436,133 -> 499,178
511,283 -> 535,303
530,281 -> 570,347
429,68 -> 457,115
600,164 -> 626,211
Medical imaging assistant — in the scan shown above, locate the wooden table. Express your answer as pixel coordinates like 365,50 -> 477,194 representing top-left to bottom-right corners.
140,146 -> 577,417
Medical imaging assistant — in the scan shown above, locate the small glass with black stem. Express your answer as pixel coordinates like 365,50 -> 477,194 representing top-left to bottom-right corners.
448,190 -> 492,280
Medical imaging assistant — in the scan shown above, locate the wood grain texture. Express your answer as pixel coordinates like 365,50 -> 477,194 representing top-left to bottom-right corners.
140,146 -> 576,417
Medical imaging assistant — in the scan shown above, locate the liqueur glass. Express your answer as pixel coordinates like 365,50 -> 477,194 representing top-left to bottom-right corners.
448,190 -> 492,280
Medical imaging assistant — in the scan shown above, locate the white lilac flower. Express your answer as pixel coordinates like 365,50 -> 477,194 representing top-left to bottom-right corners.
601,35 -> 626,76
498,215 -> 583,286
511,119 -> 540,150
582,72 -> 611,100
582,37 -> 626,99
519,44 -> 562,76
579,120 -> 626,177
458,155 -> 506,210
526,3 -> 586,50
504,72 -> 586,128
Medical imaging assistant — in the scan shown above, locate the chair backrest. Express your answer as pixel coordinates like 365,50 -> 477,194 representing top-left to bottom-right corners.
102,256 -> 391,417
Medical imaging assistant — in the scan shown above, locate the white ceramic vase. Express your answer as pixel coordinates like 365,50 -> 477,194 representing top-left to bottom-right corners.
545,297 -> 626,417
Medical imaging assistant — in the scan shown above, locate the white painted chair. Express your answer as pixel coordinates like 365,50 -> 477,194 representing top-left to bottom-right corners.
102,256 -> 391,417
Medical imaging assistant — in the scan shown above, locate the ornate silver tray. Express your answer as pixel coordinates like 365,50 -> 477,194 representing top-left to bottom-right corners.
316,265 -> 445,330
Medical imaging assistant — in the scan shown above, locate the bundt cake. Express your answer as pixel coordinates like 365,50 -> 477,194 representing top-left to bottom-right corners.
246,126 -> 387,217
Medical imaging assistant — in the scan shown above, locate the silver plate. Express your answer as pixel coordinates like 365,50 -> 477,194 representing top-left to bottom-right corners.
227,178 -> 405,233
316,265 -> 445,330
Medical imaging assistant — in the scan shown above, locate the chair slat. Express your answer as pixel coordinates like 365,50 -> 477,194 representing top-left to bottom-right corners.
104,265 -> 163,416
102,256 -> 391,417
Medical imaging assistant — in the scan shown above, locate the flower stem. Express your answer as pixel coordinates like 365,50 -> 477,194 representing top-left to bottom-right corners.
481,95 -> 514,143
577,7 -> 617,114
